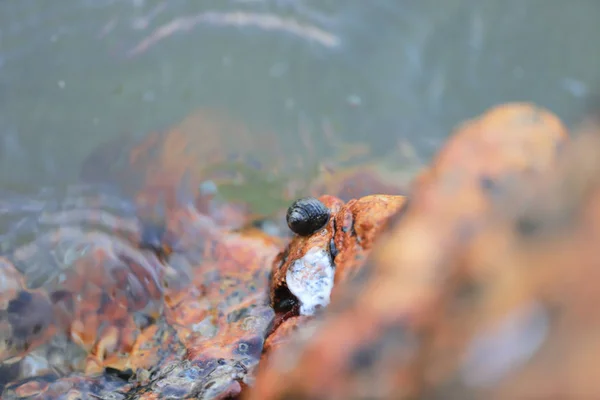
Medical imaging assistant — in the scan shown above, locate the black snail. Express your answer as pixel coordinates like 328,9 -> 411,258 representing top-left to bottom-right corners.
286,197 -> 330,236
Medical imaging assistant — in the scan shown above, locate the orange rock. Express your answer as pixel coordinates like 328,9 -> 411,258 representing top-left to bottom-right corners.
249,102 -> 569,400
5,102 -> 586,400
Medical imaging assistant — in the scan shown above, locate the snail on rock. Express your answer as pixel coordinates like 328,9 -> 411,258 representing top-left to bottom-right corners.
286,197 -> 331,236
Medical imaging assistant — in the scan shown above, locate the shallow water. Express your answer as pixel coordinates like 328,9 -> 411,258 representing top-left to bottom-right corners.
1,0 -> 598,192
0,0 -> 598,309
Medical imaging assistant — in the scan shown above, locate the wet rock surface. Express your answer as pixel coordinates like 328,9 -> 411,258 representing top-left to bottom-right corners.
3,103 -> 600,399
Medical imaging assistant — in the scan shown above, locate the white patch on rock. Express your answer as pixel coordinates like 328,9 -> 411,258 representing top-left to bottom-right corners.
285,247 -> 335,316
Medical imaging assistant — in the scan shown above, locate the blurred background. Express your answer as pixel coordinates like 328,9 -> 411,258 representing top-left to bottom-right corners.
1,1 -> 600,396
1,0 -> 598,191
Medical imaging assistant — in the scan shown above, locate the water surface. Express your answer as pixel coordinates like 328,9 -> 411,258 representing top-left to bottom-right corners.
0,0 -> 598,199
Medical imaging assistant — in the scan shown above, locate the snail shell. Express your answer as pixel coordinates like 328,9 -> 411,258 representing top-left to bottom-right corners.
286,197 -> 330,236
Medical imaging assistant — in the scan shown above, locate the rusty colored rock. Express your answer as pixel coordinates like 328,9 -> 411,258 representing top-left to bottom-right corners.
248,102 -> 569,400
437,129 -> 600,399
1,204 -> 281,399
6,102 -> 593,400
270,195 -> 344,319
267,194 -> 405,357
331,194 -> 406,286
270,194 -> 405,320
